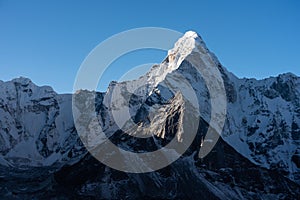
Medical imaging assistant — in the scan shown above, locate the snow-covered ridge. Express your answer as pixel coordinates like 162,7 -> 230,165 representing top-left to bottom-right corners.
223,71 -> 300,182
0,77 -> 86,167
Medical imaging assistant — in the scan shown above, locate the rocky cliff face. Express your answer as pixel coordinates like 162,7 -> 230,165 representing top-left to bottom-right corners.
0,31 -> 299,199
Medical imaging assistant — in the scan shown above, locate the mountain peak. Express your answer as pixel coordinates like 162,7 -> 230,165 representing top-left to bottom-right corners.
182,30 -> 203,41
11,76 -> 32,85
167,31 -> 209,64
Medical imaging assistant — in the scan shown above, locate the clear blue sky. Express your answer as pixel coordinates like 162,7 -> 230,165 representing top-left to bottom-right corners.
1,0 -> 299,93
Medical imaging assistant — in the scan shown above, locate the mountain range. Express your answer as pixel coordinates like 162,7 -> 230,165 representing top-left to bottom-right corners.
0,31 -> 299,199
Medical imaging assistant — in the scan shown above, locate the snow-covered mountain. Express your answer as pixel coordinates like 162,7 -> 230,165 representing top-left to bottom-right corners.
0,31 -> 299,199
0,78 -> 86,167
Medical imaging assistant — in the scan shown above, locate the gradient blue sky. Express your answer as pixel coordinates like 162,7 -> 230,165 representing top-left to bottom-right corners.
1,0 -> 299,93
